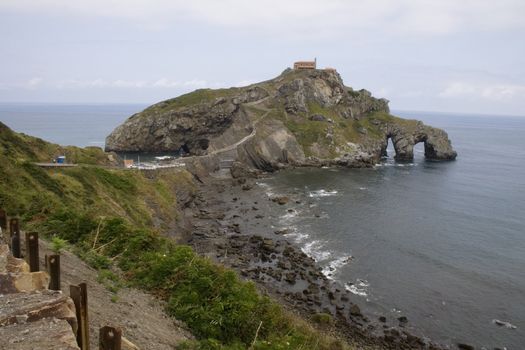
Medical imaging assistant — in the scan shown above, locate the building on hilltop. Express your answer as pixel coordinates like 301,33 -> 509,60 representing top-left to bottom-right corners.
293,58 -> 317,70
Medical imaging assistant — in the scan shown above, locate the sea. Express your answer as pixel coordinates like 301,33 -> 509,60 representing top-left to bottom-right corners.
1,103 -> 524,349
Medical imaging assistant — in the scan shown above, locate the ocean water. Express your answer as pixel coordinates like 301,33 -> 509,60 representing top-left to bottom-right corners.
0,103 -> 145,148
261,111 -> 525,349
1,104 -> 524,348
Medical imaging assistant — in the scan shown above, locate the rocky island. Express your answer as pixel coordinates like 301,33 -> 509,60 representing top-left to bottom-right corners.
106,67 -> 457,171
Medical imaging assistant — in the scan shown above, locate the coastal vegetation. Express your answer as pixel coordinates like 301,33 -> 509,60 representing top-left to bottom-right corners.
0,121 -> 354,349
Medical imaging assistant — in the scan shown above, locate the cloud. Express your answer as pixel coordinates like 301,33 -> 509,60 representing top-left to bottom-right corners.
233,80 -> 257,87
2,0 -> 524,36
27,77 -> 43,89
55,78 -> 214,89
439,81 -> 525,101
0,77 -> 44,90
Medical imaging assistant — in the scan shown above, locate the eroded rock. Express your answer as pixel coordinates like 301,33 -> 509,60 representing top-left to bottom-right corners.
0,317 -> 79,350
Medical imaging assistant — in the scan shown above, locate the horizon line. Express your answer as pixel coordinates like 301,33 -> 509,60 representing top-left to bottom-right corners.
0,101 -> 523,119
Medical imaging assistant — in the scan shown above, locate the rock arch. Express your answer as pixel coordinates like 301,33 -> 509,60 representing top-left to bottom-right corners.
381,122 -> 457,161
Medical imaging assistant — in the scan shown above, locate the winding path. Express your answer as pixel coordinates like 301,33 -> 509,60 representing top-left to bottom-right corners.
179,96 -> 271,162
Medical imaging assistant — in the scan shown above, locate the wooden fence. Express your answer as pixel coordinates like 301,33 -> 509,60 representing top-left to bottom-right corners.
0,209 -> 124,350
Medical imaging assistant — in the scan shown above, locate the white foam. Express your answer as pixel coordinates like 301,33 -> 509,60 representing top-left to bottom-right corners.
308,189 -> 338,198
375,162 -> 417,168
492,319 -> 517,329
345,283 -> 368,297
301,240 -> 331,262
358,187 -> 368,190
255,182 -> 277,198
321,255 -> 353,279
288,231 -> 310,243
279,209 -> 299,221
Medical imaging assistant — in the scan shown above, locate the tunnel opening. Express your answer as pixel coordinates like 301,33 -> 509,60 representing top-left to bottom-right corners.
414,141 -> 425,162
179,143 -> 190,156
382,137 -> 395,159
383,134 -> 432,162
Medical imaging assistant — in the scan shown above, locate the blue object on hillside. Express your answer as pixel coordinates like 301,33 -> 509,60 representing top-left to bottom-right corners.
56,156 -> 66,164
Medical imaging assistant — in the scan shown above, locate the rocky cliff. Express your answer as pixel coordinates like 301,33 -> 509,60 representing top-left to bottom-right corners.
106,68 -> 456,170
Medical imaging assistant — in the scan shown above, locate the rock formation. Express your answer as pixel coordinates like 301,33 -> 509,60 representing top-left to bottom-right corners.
106,68 -> 456,171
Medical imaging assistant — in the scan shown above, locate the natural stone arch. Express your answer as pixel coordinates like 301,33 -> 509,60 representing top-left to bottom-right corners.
380,123 -> 457,161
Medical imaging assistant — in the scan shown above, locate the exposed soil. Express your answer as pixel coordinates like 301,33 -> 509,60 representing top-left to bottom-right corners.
35,239 -> 193,349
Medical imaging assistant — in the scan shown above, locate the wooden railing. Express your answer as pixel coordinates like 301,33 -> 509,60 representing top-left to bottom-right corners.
0,208 -> 125,350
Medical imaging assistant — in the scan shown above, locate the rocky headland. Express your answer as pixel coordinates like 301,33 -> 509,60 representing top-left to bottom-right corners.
106,68 -> 457,172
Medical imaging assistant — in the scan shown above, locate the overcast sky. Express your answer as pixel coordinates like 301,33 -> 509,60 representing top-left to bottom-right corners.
1,0 -> 524,115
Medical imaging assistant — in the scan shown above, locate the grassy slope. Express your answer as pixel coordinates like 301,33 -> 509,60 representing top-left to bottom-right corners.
0,122 -> 357,350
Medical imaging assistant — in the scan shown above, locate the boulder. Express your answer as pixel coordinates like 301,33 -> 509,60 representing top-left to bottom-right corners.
310,114 -> 326,122
0,317 -> 79,349
0,244 -> 29,274
230,161 -> 260,179
0,271 -> 50,294
349,303 -> 362,317
271,196 -> 289,205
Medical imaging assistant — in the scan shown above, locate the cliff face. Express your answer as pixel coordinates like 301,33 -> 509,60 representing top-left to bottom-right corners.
106,69 -> 456,170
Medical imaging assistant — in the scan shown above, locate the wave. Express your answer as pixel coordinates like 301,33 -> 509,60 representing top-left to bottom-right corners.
301,240 -> 332,262
322,255 -> 353,279
256,181 -> 278,198
308,189 -> 338,198
279,209 -> 300,222
345,279 -> 370,297
492,319 -> 517,329
375,162 -> 415,168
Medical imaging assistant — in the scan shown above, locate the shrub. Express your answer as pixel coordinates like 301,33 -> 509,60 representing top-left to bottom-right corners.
51,236 -> 67,254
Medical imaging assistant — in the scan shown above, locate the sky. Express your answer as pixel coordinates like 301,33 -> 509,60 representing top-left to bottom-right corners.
0,0 -> 524,116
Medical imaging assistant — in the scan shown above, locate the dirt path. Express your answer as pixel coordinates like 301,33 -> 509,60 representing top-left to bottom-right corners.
37,239 -> 193,349
176,96 -> 272,165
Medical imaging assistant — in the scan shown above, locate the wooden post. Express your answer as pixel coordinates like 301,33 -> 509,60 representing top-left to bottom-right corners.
0,209 -> 6,232
9,218 -> 19,238
25,232 -> 39,272
48,255 -> 61,290
11,232 -> 21,259
71,283 -> 90,350
99,326 -> 121,350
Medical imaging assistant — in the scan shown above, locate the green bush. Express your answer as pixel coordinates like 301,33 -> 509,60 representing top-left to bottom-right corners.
82,250 -> 111,270
42,210 -> 348,349
312,313 -> 333,326
51,236 -> 67,254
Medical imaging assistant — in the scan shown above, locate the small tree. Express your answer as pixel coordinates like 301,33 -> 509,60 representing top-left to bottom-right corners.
51,236 -> 67,255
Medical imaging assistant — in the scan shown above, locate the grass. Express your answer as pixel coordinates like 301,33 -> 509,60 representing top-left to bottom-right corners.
40,210 -> 352,350
143,87 -> 241,115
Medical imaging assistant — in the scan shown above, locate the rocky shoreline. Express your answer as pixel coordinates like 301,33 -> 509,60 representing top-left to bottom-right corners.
182,169 -> 452,350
